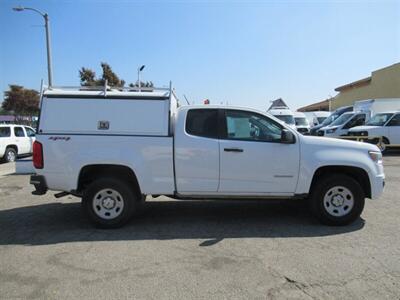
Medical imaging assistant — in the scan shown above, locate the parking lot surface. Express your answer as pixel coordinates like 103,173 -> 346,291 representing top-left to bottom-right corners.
1,155 -> 400,299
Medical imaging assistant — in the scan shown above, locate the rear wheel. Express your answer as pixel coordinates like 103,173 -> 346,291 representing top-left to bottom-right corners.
82,178 -> 137,228
310,174 -> 365,226
4,147 -> 17,163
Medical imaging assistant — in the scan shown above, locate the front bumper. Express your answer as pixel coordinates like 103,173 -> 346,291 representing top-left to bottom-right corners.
370,174 -> 385,199
30,175 -> 48,195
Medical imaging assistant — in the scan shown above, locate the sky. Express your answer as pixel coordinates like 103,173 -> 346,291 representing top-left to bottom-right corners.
0,0 -> 399,111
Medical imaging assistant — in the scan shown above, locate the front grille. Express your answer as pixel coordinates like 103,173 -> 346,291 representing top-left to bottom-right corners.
349,131 -> 368,137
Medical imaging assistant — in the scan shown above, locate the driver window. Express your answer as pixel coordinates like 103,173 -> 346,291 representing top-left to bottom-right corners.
345,114 -> 365,129
225,110 -> 282,142
388,114 -> 400,126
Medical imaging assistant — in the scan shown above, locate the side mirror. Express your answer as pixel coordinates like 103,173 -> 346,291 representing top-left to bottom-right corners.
281,129 -> 295,144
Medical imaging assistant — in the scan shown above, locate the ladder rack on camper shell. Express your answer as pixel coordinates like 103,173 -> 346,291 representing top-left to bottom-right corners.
42,81 -> 176,100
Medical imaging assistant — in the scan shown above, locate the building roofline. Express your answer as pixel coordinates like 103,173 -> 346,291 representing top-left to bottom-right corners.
297,99 -> 330,112
334,62 -> 400,92
334,76 -> 371,92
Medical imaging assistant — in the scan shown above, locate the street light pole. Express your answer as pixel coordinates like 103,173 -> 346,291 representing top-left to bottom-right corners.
13,6 -> 53,87
137,65 -> 145,92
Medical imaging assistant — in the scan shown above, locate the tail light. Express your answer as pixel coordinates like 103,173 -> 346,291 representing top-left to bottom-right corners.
33,141 -> 44,169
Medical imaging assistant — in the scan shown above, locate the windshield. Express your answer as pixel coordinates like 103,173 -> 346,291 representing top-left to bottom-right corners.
317,117 -> 327,124
330,113 -> 354,126
321,113 -> 338,126
275,115 -> 295,125
366,113 -> 394,126
295,117 -> 308,126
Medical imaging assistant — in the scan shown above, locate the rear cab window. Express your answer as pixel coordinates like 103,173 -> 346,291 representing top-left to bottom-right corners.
185,109 -> 219,138
0,127 -> 11,137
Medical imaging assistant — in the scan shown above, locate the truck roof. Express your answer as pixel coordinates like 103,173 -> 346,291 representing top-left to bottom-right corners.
178,104 -> 272,115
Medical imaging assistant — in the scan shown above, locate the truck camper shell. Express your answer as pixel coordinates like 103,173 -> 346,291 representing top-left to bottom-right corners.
38,84 -> 178,136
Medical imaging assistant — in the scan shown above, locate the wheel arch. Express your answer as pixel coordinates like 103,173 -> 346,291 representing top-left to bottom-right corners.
6,144 -> 18,153
77,164 -> 142,198
382,136 -> 390,144
310,165 -> 371,199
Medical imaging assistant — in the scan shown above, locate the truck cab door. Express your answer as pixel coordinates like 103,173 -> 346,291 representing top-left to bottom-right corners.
218,109 -> 300,194
387,114 -> 400,144
174,108 -> 220,193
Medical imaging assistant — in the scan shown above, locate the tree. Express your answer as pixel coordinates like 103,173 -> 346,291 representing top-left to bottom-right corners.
79,62 -> 154,88
99,63 -> 125,87
2,85 -> 39,116
79,62 -> 125,87
79,67 -> 97,86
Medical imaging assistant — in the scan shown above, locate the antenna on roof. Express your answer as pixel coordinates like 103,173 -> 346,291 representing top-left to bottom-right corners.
183,95 -> 190,105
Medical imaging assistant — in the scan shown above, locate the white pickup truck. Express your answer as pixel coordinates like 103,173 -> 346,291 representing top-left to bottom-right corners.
30,85 -> 385,228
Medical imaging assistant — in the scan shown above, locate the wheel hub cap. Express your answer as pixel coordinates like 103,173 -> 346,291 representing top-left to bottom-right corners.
102,197 -> 116,210
323,186 -> 354,217
92,189 -> 124,220
331,194 -> 344,207
7,152 -> 15,161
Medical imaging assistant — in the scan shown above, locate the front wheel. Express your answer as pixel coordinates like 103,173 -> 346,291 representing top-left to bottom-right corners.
378,137 -> 390,153
82,178 -> 137,228
309,174 -> 365,226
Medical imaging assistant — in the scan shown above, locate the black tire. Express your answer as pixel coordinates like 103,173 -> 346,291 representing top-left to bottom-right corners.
379,137 -> 390,154
82,177 -> 137,228
3,147 -> 17,163
309,174 -> 365,226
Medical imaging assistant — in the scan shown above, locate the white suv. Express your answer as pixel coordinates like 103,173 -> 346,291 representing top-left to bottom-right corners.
0,124 -> 36,162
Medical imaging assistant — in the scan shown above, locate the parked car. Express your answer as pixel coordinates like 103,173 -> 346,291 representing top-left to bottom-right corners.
348,111 -> 400,152
30,85 -> 384,228
268,107 -> 297,130
318,112 -> 367,137
310,106 -> 353,135
294,112 -> 311,134
0,124 -> 36,162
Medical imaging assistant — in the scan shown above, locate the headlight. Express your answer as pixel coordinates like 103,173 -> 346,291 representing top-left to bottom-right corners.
369,151 -> 383,164
326,128 -> 337,134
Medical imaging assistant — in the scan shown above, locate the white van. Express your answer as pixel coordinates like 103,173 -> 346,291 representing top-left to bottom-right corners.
319,98 -> 400,137
354,99 -> 400,119
349,111 -> 400,151
268,107 -> 296,130
294,112 -> 310,134
318,112 -> 367,137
